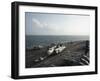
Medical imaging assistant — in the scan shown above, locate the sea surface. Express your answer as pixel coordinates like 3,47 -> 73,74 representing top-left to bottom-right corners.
26,35 -> 89,48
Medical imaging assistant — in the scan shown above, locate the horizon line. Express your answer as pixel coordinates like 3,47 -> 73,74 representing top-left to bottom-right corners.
26,35 -> 89,36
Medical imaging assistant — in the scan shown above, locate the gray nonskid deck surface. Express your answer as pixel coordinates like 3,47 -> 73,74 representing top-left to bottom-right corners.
26,41 -> 89,68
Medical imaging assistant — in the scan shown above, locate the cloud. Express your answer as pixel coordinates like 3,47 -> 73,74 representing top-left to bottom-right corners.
32,18 -> 54,30
31,18 -> 60,35
32,18 -> 44,28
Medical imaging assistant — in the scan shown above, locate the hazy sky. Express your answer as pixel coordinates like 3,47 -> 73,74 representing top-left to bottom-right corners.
25,12 -> 90,36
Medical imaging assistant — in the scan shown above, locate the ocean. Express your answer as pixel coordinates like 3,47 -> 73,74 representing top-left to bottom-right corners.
26,35 -> 89,48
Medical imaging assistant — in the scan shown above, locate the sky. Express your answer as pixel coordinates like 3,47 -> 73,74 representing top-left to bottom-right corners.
25,12 -> 90,36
